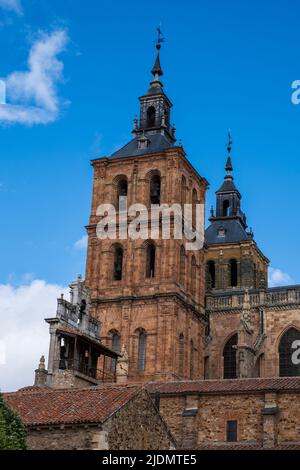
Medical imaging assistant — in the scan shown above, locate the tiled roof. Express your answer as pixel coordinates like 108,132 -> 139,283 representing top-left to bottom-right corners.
4,384 -> 142,427
147,377 -> 300,395
17,386 -> 50,393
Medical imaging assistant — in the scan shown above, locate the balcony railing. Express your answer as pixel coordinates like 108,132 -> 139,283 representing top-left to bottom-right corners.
206,285 -> 300,312
56,298 -> 101,339
53,359 -> 116,383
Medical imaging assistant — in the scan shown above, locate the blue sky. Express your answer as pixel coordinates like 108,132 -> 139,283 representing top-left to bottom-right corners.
0,0 -> 300,287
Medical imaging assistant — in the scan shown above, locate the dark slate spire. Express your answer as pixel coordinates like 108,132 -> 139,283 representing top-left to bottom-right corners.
147,27 -> 165,95
131,28 -> 175,143
205,133 -> 253,245
214,132 -> 247,228
217,132 -> 237,194
151,43 -> 163,80
111,30 -> 176,159
225,156 -> 233,173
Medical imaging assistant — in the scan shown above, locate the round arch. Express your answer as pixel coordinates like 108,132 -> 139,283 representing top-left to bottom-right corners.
277,326 -> 300,377
222,332 -> 238,379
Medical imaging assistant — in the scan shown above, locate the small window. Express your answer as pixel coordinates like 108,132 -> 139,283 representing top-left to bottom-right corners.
146,243 -> 156,278
110,332 -> 120,371
113,246 -> 123,281
230,259 -> 238,287
217,226 -> 226,237
117,179 -> 128,202
206,261 -> 216,289
138,330 -> 147,371
223,200 -> 230,217
147,106 -> 156,128
223,334 -> 238,379
226,420 -> 237,442
150,175 -> 161,205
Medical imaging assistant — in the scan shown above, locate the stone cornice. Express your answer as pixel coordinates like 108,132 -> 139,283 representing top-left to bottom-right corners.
92,291 -> 207,323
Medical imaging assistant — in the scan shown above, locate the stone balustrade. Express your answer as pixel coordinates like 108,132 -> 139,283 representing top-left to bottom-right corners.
56,297 -> 101,338
206,285 -> 300,312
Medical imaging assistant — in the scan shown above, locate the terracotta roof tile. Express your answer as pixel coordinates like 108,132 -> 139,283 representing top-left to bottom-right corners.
17,386 -> 50,393
147,377 -> 300,395
4,384 -> 142,426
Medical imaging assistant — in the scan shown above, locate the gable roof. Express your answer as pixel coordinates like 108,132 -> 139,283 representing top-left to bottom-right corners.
4,384 -> 142,427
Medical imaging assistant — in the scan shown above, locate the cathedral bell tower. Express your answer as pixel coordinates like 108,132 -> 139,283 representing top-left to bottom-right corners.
85,33 -> 208,383
205,134 -> 269,292
132,35 -> 176,149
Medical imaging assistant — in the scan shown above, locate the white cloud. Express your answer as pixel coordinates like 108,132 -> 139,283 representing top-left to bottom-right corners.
0,0 -> 22,15
74,235 -> 88,250
0,279 -> 68,392
0,29 -> 69,125
268,267 -> 293,288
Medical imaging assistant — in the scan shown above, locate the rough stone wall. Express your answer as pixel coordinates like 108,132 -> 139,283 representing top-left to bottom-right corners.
50,370 -> 98,389
105,390 -> 174,450
277,393 -> 300,443
159,395 -> 186,443
158,391 -> 300,448
26,426 -> 106,450
85,148 -> 207,382
197,394 -> 263,443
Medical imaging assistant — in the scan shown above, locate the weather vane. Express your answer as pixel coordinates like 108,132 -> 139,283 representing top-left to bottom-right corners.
156,25 -> 165,45
227,129 -> 233,154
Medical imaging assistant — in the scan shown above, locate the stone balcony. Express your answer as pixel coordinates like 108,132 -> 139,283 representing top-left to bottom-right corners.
206,285 -> 300,312
56,296 -> 100,339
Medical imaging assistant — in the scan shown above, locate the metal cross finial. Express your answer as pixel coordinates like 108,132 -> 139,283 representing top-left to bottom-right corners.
225,130 -> 233,174
156,25 -> 165,46
227,129 -> 233,154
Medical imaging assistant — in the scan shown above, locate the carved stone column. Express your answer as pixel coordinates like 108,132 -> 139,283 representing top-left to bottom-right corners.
236,290 -> 255,378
